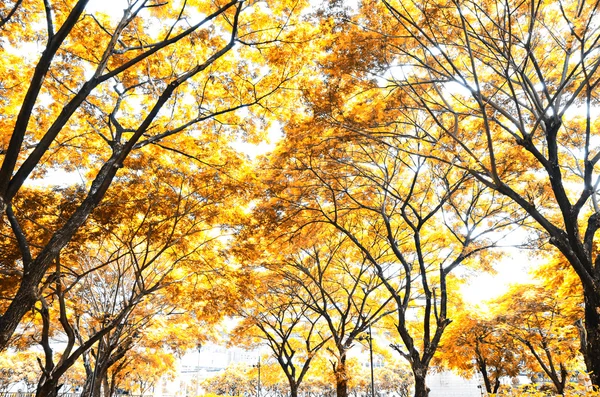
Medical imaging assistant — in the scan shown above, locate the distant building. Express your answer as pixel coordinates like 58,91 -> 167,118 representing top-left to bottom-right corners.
156,344 -> 260,397
428,371 -> 484,397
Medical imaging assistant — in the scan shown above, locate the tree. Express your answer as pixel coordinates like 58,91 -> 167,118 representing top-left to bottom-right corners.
202,363 -> 255,397
278,233 -> 395,397
374,363 -> 413,397
22,159 -> 248,397
494,284 -> 582,395
322,0 -> 600,386
255,360 -> 291,397
249,119 -> 520,397
298,361 -> 336,397
436,308 -> 522,394
233,274 -> 330,397
0,0 -> 314,350
110,348 -> 176,397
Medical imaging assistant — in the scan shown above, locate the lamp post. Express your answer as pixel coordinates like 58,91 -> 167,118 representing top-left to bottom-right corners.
358,324 -> 375,397
196,344 -> 202,397
367,324 -> 375,397
253,358 -> 261,397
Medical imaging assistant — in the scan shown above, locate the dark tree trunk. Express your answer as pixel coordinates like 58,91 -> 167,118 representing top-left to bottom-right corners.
82,361 -> 108,397
335,356 -> 348,397
102,375 -> 110,397
35,378 -> 62,397
0,274 -> 39,349
492,379 -> 501,394
412,367 -> 429,397
289,382 -> 298,397
0,156 -> 122,351
478,362 -> 492,394
583,286 -> 600,388
335,377 -> 348,397
92,366 -> 108,397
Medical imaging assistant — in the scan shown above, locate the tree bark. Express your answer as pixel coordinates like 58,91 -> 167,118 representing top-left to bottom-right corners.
583,286 -> 600,388
478,362 -> 492,394
81,369 -> 104,397
82,342 -> 109,397
412,366 -> 430,397
289,382 -> 298,397
102,375 -> 110,397
35,378 -> 62,397
335,356 -> 348,397
0,156 -> 122,350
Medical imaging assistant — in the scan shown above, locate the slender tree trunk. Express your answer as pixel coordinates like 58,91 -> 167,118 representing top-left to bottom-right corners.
547,363 -> 567,396
108,370 -> 119,397
478,363 -> 492,394
82,362 -> 107,397
81,374 -> 93,396
92,366 -> 108,397
412,366 -> 429,397
492,379 -> 500,394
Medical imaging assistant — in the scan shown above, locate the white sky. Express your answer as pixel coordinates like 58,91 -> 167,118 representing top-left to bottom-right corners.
230,121 -> 282,159
460,248 -> 533,305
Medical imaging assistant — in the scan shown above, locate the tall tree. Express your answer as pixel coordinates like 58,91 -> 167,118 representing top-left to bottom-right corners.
0,0 -> 313,349
279,234 -> 394,397
436,308 -> 522,395
233,275 -> 329,397
108,347 -> 176,397
202,363 -> 256,397
323,0 -> 600,385
494,284 -> 582,395
249,124 -> 520,397
27,159 -> 247,397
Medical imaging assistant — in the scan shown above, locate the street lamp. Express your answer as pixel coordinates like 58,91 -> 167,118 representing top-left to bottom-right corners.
196,344 -> 202,397
253,358 -> 261,397
358,323 -> 375,397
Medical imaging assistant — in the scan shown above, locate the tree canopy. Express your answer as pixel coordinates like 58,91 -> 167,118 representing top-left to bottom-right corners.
2,0 -> 600,396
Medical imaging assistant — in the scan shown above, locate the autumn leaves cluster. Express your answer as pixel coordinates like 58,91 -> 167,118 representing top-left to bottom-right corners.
1,0 -> 600,397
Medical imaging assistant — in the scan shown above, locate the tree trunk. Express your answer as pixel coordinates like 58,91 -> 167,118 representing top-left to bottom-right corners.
82,364 -> 106,397
81,375 -> 93,397
412,367 -> 429,397
335,377 -> 348,397
35,378 -> 62,397
583,287 -> 600,388
547,363 -> 566,396
102,375 -> 110,397
492,379 -> 500,394
289,382 -> 298,397
478,362 -> 492,394
555,382 -> 565,396
335,356 -> 348,397
92,367 -> 108,397
0,274 -> 39,350
108,370 -> 119,397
